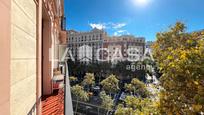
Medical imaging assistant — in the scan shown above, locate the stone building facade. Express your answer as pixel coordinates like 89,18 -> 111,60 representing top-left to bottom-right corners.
103,35 -> 145,63
67,28 -> 108,63
67,30 -> 145,64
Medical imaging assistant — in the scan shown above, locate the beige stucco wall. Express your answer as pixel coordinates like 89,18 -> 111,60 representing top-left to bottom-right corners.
10,0 -> 37,114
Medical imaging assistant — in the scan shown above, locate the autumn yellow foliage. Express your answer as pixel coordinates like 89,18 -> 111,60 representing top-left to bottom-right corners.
153,22 -> 204,114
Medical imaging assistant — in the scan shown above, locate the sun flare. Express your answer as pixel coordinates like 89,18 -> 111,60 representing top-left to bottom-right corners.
132,0 -> 150,7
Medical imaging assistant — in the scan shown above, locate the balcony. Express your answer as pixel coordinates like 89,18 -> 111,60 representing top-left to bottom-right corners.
42,69 -> 65,115
42,61 -> 74,115
42,89 -> 64,115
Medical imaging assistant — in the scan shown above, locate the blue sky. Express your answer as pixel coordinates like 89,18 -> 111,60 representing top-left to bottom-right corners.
64,0 -> 204,41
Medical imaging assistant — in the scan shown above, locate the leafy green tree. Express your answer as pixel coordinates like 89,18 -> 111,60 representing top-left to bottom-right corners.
71,85 -> 89,113
115,105 -> 135,115
69,76 -> 78,86
124,83 -> 134,93
100,74 -> 119,95
113,61 -> 132,80
99,91 -> 114,111
82,73 -> 95,91
115,96 -> 159,115
125,78 -> 150,98
68,59 -> 146,82
143,59 -> 155,77
153,22 -> 204,114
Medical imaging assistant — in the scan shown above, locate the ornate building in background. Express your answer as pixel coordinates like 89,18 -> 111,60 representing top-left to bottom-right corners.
67,29 -> 145,64
67,28 -> 108,63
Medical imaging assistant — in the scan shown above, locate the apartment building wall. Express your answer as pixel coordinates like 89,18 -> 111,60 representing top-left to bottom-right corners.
0,0 -> 67,114
42,0 -> 66,95
104,36 -> 145,63
0,0 -> 11,114
42,17 -> 53,95
10,0 -> 37,114
67,30 -> 145,63
67,28 -> 107,63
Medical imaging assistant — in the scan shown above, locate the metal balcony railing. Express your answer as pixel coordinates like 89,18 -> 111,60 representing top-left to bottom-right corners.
64,61 -> 74,115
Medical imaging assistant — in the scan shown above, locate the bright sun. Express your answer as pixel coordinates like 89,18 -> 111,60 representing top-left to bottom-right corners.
132,0 -> 149,7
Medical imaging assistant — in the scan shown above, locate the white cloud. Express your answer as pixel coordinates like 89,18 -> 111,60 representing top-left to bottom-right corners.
112,23 -> 127,29
89,22 -> 127,30
114,30 -> 130,36
89,23 -> 106,30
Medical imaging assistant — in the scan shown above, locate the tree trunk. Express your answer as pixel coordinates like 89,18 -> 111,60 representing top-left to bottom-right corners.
87,85 -> 89,92
75,97 -> 79,114
97,107 -> 100,115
